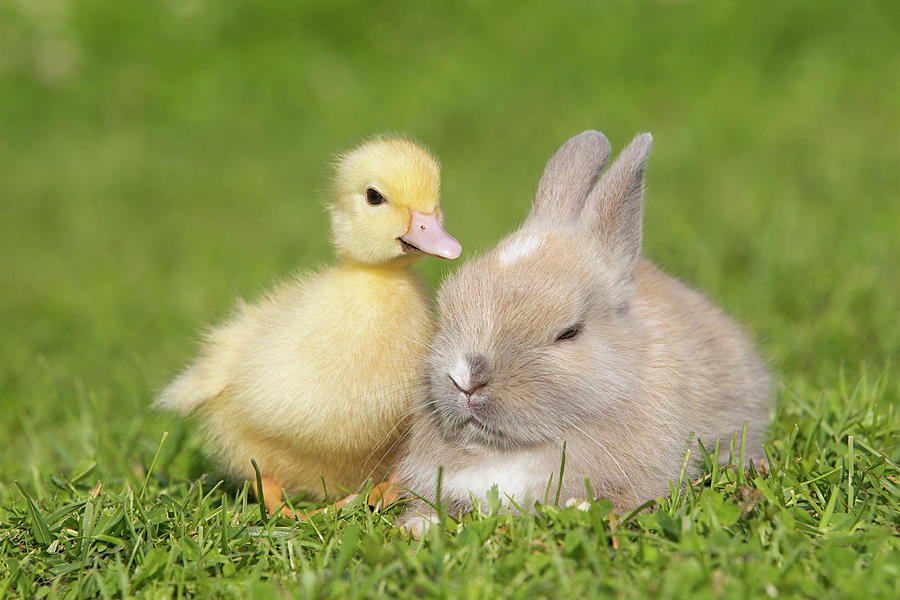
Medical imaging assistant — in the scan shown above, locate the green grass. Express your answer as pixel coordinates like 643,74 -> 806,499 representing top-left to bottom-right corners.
1,0 -> 898,597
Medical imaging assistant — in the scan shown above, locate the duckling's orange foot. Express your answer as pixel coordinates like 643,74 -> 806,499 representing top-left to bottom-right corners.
367,471 -> 401,511
292,493 -> 360,520
299,474 -> 401,519
250,473 -> 402,521
251,475 -> 296,518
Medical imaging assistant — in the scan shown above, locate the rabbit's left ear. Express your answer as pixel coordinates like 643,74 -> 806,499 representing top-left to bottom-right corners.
580,133 -> 653,277
528,131 -> 612,225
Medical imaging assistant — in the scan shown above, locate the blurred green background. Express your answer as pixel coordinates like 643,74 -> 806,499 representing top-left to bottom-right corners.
1,0 -> 898,484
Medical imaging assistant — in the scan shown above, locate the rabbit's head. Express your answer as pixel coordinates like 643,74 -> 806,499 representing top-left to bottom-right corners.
424,131 -> 654,451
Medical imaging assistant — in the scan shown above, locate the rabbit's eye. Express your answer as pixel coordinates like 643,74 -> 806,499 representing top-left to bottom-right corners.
555,326 -> 581,342
366,188 -> 387,206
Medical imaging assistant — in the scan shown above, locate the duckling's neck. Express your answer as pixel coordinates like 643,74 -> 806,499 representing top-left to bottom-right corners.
336,255 -> 420,275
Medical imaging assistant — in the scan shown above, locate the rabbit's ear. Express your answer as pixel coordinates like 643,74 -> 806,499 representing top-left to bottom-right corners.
580,133 -> 653,278
528,131 -> 612,225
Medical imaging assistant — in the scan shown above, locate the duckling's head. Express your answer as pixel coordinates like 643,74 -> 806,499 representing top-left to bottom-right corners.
329,137 -> 461,265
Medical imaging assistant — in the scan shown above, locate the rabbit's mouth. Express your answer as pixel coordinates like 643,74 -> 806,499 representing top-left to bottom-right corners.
423,387 -> 522,449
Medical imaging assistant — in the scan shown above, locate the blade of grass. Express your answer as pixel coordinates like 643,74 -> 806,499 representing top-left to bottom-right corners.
738,421 -> 748,485
847,435 -> 855,509
251,458 -> 268,524
584,477 -> 595,501
139,431 -> 168,500
13,480 -> 52,546
554,441 -> 567,506
818,486 -> 839,529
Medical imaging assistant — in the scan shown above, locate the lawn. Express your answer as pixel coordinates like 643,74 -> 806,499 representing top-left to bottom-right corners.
1,1 -> 898,597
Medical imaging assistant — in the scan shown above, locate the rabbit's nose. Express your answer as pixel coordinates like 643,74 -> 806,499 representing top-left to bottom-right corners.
448,353 -> 490,389
448,374 -> 486,401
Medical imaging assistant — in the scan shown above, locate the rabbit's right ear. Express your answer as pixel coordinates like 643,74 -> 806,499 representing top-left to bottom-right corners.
580,133 -> 653,286
527,131 -> 612,225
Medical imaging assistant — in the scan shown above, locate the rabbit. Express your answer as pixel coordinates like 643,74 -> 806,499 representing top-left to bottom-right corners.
395,131 -> 771,537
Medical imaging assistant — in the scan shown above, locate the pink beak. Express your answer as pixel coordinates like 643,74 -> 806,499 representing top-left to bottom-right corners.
400,209 -> 462,260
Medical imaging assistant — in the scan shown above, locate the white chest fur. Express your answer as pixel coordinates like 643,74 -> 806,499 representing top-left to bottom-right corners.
438,447 -> 557,506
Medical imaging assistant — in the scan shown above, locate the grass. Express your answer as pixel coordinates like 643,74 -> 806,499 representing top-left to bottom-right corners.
3,371 -> 898,598
1,0 -> 898,597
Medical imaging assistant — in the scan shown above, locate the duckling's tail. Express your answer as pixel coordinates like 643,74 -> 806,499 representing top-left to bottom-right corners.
153,363 -> 224,414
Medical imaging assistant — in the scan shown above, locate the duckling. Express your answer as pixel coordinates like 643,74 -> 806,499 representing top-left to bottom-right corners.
156,137 -> 460,514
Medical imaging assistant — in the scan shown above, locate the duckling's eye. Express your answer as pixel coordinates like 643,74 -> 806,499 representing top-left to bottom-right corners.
555,325 -> 581,342
366,188 -> 386,206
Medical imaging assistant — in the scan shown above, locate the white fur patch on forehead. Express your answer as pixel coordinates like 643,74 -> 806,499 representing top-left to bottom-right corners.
497,233 -> 544,266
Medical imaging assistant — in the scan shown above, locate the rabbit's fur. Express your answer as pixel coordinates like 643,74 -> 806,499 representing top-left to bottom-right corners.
397,131 -> 770,534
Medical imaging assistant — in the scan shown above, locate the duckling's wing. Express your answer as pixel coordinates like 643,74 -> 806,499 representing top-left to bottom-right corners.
154,301 -> 255,414
154,362 -> 221,414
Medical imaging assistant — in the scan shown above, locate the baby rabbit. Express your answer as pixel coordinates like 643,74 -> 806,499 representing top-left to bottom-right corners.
397,131 -> 770,536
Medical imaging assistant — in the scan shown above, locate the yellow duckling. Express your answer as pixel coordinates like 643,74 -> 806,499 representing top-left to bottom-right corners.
156,137 -> 460,514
